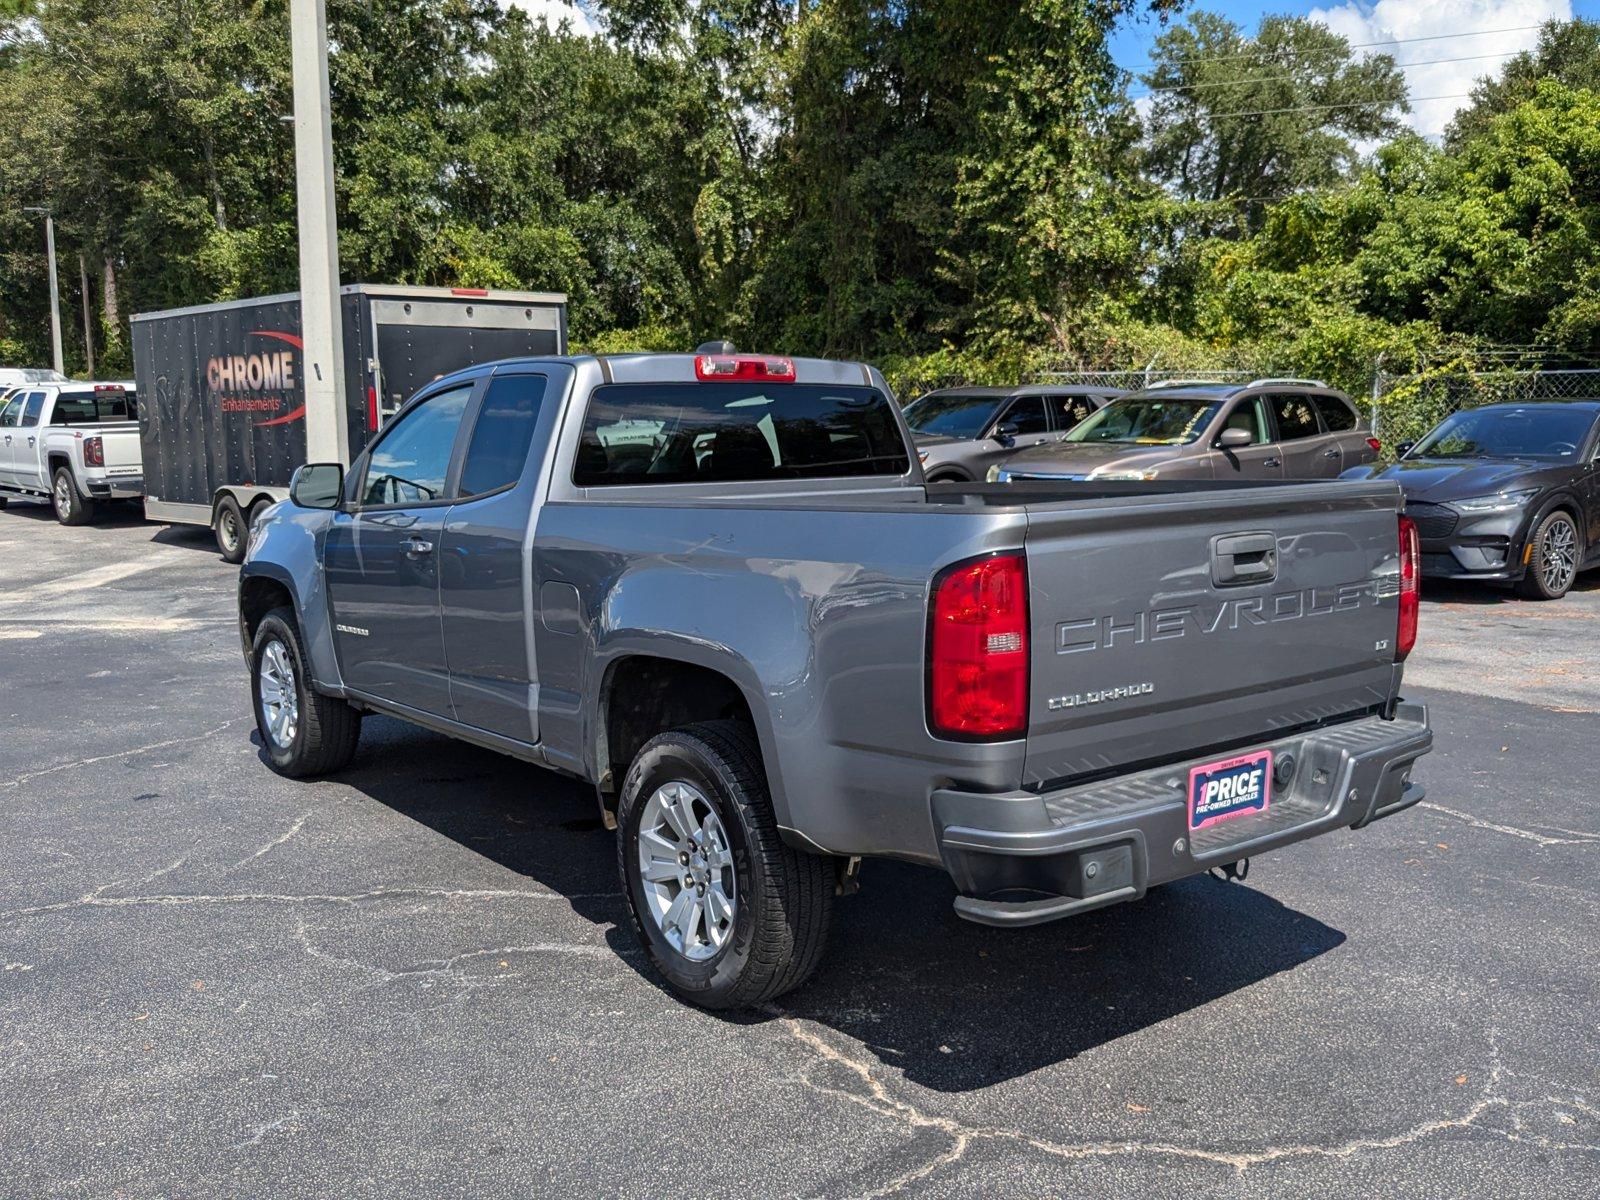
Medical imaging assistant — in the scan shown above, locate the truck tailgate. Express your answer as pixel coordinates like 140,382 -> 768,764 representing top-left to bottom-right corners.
1021,481 -> 1404,789
97,424 -> 143,470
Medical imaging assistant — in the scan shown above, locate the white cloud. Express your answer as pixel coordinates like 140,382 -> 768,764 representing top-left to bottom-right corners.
1306,0 -> 1571,138
504,0 -> 596,37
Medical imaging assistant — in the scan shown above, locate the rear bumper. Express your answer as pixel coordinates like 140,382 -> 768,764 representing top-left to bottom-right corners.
934,704 -> 1432,927
85,474 -> 144,499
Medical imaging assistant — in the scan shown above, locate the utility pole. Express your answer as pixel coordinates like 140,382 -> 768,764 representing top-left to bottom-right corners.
288,0 -> 349,465
23,206 -> 65,376
78,253 -> 95,378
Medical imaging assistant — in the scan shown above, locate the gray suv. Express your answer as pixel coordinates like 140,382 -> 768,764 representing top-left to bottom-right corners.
994,380 -> 1379,483
905,385 -> 1121,482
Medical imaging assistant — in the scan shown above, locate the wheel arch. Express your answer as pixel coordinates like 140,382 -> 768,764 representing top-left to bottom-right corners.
592,652 -> 771,828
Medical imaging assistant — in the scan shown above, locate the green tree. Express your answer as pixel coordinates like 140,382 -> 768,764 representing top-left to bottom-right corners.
1447,18 -> 1600,147
1142,13 -> 1407,225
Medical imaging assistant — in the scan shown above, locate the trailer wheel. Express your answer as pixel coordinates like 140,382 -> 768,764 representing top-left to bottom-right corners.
215,495 -> 247,563
247,497 -> 274,532
52,466 -> 94,526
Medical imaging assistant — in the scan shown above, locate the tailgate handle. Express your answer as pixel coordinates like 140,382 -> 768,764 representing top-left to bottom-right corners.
1211,531 -> 1277,587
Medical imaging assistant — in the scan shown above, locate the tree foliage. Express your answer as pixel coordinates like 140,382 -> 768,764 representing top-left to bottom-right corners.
0,4 -> 1596,399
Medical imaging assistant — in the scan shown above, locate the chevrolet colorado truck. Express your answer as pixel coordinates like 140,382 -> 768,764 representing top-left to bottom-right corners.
0,382 -> 143,524
238,351 -> 1432,1009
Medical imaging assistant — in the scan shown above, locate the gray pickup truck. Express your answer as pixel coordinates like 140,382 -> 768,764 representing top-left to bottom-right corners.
238,351 -> 1432,1008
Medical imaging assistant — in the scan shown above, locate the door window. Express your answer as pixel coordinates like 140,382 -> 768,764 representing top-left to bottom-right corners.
459,374 -> 547,497
997,397 -> 1048,435
1046,394 -> 1097,430
1270,394 -> 1322,441
1314,395 -> 1358,432
0,397 -> 20,427
20,392 -> 45,427
359,384 -> 473,507
1218,397 -> 1270,444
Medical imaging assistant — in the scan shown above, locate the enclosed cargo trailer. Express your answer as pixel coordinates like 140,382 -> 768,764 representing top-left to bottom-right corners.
132,284 -> 567,558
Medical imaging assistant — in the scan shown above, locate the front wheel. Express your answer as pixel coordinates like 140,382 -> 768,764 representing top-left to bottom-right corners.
1517,510 -> 1581,600
251,607 -> 361,777
52,467 -> 94,525
618,720 -> 834,1009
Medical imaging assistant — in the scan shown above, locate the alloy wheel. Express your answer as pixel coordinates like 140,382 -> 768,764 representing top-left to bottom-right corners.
1541,516 -> 1578,594
53,475 -> 71,519
636,781 -> 736,961
257,639 -> 300,749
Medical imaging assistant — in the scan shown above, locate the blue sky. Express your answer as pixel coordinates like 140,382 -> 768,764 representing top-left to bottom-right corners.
1110,0 -> 1600,137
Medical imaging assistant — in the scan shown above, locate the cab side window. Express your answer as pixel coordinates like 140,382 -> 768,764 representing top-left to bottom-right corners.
1219,396 -> 1270,444
360,384 -> 474,507
1271,394 -> 1322,441
458,374 -> 547,497
1314,395 -> 1357,432
20,392 -> 45,427
997,396 -> 1048,435
0,397 -> 20,427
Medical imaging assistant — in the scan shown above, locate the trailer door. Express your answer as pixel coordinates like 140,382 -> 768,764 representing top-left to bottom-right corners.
367,298 -> 563,426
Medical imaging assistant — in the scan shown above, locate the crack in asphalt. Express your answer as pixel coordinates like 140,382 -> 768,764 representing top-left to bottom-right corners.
773,1018 -> 1599,1194
1420,801 -> 1600,847
0,719 -> 246,792
226,811 -> 314,873
0,884 -> 621,922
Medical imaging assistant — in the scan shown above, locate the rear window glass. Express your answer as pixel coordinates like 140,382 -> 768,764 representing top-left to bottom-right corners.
53,389 -> 137,424
574,382 -> 911,486
1271,394 -> 1321,441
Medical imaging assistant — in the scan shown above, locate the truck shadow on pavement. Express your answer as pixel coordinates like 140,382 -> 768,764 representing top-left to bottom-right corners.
325,716 -> 1346,1094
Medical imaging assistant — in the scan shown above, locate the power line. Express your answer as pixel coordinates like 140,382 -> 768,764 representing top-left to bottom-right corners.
1130,49 -> 1520,97
1116,23 -> 1547,72
1207,92 -> 1470,121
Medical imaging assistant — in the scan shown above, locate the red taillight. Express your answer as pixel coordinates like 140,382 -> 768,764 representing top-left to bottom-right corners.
450,287 -> 489,297
1397,515 -> 1419,661
694,354 -> 796,383
83,436 -> 104,467
928,553 -> 1029,740
1366,436 -> 1381,453
367,385 -> 379,431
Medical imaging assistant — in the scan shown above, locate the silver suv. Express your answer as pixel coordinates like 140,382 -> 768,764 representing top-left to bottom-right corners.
905,385 -> 1121,483
993,380 -> 1379,483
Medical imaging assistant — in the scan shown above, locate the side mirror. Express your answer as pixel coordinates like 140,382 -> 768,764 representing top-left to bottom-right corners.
290,462 -> 344,509
1217,427 -> 1254,450
1395,440 -> 1415,458
993,421 -> 1019,444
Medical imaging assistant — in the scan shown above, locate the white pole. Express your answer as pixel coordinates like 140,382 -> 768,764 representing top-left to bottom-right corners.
289,0 -> 349,465
43,214 -> 64,376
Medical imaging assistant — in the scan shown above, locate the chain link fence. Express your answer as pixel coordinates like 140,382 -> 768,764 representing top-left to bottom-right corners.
1371,364 -> 1600,449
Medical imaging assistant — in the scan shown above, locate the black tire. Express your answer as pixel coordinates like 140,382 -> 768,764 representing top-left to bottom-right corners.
618,720 -> 834,1009
247,497 -> 274,532
250,606 -> 361,778
51,466 -> 94,525
215,495 -> 247,563
926,472 -> 971,485
1516,510 -> 1581,600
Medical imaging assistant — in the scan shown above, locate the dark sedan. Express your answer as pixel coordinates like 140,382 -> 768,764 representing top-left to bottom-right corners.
1345,401 -> 1600,599
903,385 -> 1121,483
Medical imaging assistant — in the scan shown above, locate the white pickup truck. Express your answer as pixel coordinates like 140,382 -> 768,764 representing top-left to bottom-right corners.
0,382 -> 144,524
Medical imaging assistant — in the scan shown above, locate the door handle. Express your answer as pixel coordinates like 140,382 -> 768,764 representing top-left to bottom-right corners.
2,435 -> 10,445
27,436 -> 36,446
402,536 -> 435,556
1323,448 -> 1340,458
1263,458 -> 1281,468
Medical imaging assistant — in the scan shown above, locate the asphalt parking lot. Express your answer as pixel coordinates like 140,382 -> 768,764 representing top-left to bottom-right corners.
1,499 -> 1596,1199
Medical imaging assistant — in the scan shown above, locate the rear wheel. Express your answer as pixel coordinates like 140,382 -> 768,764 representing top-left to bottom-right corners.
247,497 -> 274,533
52,466 -> 94,525
215,495 -> 247,563
618,720 -> 834,1009
251,606 -> 361,777
1517,510 -> 1581,600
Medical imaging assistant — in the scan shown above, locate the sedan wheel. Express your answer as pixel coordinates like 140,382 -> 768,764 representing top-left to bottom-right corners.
1518,511 -> 1582,600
